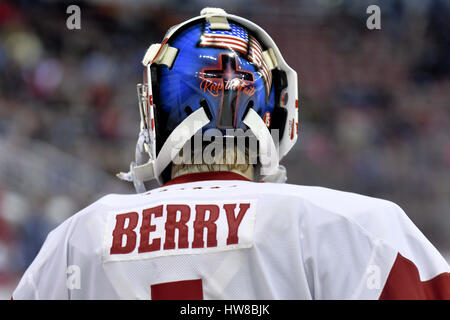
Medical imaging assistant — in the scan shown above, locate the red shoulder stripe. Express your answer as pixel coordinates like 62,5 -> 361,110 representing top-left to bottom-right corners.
379,253 -> 450,300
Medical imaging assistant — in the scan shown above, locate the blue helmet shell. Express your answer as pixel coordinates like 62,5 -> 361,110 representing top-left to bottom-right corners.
154,20 -> 276,149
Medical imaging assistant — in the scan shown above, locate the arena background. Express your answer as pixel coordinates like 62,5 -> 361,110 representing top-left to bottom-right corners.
0,0 -> 448,298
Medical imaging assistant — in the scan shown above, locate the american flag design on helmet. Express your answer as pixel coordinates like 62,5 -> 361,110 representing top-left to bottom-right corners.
199,22 -> 272,97
248,34 -> 272,98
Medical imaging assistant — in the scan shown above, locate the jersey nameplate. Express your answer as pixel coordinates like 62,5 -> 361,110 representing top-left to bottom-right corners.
102,200 -> 256,262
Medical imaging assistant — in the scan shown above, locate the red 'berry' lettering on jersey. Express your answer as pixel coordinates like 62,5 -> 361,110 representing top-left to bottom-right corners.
108,202 -> 253,258
164,204 -> 190,250
192,204 -> 220,248
110,212 -> 139,254
224,203 -> 250,245
138,205 -> 163,253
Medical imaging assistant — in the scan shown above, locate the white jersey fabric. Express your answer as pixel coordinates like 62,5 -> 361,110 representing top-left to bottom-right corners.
12,172 -> 450,300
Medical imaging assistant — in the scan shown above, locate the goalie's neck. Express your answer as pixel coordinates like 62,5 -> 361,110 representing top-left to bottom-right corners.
163,171 -> 251,186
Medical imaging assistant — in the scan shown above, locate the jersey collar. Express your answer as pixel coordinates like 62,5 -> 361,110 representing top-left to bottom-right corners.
163,171 -> 251,186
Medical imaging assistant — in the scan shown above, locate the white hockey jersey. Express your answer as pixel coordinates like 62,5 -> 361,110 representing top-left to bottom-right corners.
12,172 -> 450,299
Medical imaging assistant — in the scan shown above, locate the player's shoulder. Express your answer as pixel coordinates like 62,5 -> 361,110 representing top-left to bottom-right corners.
62,181 -> 405,222
255,181 -> 400,210
43,193 -> 140,240
255,181 -> 408,233
68,192 -> 146,225
55,181 -> 408,246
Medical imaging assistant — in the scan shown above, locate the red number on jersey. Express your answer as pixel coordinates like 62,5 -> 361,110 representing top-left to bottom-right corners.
151,279 -> 203,300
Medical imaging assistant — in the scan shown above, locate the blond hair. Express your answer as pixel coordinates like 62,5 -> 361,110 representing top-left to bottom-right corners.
171,144 -> 254,180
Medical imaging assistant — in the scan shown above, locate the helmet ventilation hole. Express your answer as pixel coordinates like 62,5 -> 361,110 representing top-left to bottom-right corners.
200,99 -> 213,120
242,100 -> 254,120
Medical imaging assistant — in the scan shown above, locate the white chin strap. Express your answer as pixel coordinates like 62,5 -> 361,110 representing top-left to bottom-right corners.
243,109 -> 286,183
243,109 -> 278,176
118,107 -> 286,192
117,107 -> 210,192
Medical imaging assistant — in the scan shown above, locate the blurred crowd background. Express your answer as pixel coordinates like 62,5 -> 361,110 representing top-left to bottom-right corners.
0,0 -> 449,298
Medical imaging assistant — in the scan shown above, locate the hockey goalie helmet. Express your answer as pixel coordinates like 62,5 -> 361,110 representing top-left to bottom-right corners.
118,8 -> 299,191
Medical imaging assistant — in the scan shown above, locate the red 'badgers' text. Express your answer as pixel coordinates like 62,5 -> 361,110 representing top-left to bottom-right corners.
106,202 -> 254,259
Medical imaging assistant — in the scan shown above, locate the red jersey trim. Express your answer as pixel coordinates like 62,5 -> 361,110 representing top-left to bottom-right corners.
163,171 -> 251,187
379,253 -> 450,300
